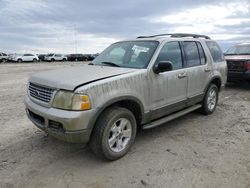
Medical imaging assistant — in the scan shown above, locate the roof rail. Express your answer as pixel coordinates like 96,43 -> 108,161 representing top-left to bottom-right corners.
137,33 -> 211,39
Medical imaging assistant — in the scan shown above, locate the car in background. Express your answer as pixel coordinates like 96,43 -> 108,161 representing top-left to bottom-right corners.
8,54 -> 17,61
38,54 -> 47,62
83,54 -> 95,61
91,53 -> 99,60
67,54 -> 85,61
224,43 -> 250,82
44,54 -> 67,62
0,52 -> 8,63
12,54 -> 39,63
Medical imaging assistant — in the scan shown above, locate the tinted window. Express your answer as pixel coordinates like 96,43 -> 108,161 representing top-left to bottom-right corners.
197,42 -> 206,65
206,41 -> 224,63
183,42 -> 200,67
156,42 -> 183,70
3,53 -> 7,56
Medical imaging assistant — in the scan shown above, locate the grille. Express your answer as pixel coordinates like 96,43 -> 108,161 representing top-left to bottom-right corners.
227,60 -> 245,72
29,83 -> 55,103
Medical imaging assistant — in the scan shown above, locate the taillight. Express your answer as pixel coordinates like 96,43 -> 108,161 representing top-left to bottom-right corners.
244,61 -> 250,70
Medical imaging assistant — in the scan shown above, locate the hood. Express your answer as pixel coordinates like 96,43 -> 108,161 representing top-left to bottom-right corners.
29,65 -> 138,91
225,55 -> 250,61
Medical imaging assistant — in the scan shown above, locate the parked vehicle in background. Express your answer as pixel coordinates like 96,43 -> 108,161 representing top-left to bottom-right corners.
44,54 -> 67,62
224,43 -> 250,82
67,54 -> 96,61
67,54 -> 85,61
91,53 -> 99,60
24,33 -> 227,160
8,54 -> 17,61
12,54 -> 39,63
0,52 -> 8,63
83,54 -> 95,61
38,54 -> 47,62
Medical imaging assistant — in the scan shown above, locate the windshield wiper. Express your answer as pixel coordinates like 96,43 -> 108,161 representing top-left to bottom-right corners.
237,53 -> 250,55
101,61 -> 120,67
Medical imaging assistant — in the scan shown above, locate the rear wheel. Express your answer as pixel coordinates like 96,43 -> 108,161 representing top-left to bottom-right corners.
2,59 -> 7,63
51,59 -> 55,62
17,59 -> 22,63
200,84 -> 218,115
90,107 -> 137,161
33,58 -> 37,63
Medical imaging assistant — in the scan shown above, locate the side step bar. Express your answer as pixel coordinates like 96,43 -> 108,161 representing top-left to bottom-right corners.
142,104 -> 202,130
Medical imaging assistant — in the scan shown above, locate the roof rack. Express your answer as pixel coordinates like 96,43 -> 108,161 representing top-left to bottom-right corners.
137,33 -> 211,39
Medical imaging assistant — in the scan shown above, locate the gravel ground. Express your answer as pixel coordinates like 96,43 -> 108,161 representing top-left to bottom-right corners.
0,62 -> 249,188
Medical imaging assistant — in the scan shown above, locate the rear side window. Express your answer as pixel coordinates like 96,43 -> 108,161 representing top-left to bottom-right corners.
206,41 -> 224,63
156,41 -> 183,70
183,42 -> 200,67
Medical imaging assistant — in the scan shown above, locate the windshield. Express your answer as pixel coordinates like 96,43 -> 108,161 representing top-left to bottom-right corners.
225,44 -> 250,55
48,54 -> 54,56
92,41 -> 159,69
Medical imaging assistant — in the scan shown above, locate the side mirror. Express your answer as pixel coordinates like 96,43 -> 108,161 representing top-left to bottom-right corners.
153,61 -> 173,74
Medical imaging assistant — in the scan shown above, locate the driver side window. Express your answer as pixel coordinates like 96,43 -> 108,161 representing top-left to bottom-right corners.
156,42 -> 183,70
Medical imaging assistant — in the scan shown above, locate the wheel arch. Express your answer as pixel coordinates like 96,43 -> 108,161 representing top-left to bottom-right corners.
88,96 -> 144,135
205,76 -> 222,92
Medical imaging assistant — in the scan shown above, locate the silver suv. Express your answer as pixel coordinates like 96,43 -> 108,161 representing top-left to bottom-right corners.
24,33 -> 227,160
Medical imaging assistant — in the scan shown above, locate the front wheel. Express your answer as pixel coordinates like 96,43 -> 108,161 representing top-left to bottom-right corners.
90,107 -> 137,161
200,84 -> 219,115
33,58 -> 38,63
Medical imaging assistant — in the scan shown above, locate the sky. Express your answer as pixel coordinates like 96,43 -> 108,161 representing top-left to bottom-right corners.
0,0 -> 250,54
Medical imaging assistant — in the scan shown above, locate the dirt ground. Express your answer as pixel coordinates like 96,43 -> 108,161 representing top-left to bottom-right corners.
0,62 -> 249,188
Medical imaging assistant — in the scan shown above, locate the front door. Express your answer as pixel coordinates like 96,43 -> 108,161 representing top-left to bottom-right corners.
149,41 -> 188,119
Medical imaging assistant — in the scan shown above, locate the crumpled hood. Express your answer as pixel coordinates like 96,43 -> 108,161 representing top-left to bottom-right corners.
29,65 -> 138,91
225,55 -> 250,61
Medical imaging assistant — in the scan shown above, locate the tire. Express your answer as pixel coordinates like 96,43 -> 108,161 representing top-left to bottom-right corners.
200,84 -> 219,115
2,59 -> 7,63
62,58 -> 66,62
51,59 -> 55,62
90,107 -> 137,161
33,58 -> 37,63
17,59 -> 22,63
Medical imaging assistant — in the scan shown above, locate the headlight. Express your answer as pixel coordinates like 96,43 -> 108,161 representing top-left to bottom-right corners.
52,90 -> 91,111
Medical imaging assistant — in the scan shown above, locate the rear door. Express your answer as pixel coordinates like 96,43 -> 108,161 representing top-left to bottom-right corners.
181,41 -> 211,104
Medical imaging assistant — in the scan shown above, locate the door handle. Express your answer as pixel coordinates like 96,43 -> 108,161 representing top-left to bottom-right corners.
204,67 -> 211,72
178,72 -> 187,79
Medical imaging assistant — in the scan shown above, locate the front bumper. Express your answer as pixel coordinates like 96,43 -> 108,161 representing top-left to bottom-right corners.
227,71 -> 250,81
24,96 -> 95,143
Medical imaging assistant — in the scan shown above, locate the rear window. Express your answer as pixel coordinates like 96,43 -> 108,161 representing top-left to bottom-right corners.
206,41 -> 224,63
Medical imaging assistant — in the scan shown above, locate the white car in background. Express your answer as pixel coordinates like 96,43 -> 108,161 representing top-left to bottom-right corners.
0,53 -> 8,63
44,54 -> 67,62
13,54 -> 39,63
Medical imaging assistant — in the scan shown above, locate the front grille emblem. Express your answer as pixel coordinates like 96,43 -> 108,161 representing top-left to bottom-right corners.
34,90 -> 40,97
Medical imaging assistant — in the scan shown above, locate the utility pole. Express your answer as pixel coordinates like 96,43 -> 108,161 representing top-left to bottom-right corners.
74,24 -> 77,54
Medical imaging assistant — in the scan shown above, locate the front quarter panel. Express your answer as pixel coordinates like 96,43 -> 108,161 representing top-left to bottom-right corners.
75,69 -> 150,116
